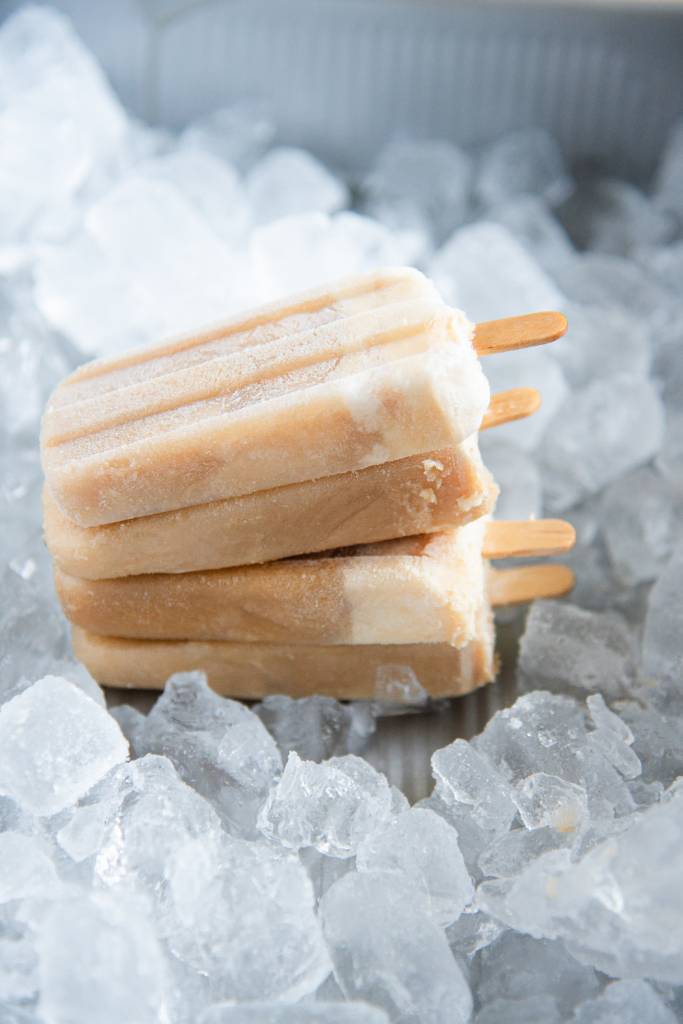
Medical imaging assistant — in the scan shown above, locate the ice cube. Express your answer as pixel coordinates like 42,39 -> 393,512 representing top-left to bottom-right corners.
199,1003 -> 389,1023
553,253 -> 670,326
139,147 -> 250,242
321,870 -> 472,1024
167,833 -> 330,1002
473,932 -> 600,1016
0,6 -> 127,248
0,677 -> 127,816
559,178 -> 674,256
478,439 -> 541,520
513,773 -> 588,833
600,467 -> 680,585
430,221 -> 565,322
488,195 -> 575,276
57,755 -> 221,885
552,303 -> 651,388
518,600 -> 639,699
618,700 -> 683,787
478,825 -> 571,879
254,694 -> 375,762
540,374 -> 665,511
37,892 -> 168,1024
257,752 -> 393,858
431,738 -> 516,835
642,546 -> 683,691
35,176 -> 252,356
482,347 -> 568,450
446,908 -> 504,958
250,210 -> 419,301
572,979 -> 677,1024
474,692 -> 636,821
180,101 -> 275,173
109,704 -> 146,756
247,147 -> 347,224
356,807 -> 473,926
138,672 -> 281,836
0,832 -> 60,902
476,129 -> 573,209
478,784 -> 683,980
0,907 -> 39,1007
365,138 -> 472,239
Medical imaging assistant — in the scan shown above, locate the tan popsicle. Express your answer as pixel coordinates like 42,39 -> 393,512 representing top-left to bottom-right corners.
41,269 -> 492,527
69,554 -> 575,701
55,519 -> 576,647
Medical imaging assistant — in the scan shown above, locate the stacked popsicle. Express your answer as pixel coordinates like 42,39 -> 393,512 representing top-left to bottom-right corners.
41,268 -> 574,700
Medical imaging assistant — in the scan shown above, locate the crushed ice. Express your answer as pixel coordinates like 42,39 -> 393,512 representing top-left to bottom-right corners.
0,6 -> 682,1024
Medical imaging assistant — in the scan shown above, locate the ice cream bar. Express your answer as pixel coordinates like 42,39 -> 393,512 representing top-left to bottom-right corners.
55,521 -> 488,647
43,438 -> 496,579
70,607 -> 495,700
41,268 -> 490,527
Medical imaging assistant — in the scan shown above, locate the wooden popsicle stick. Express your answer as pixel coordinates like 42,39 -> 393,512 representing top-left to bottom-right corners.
483,519 -> 576,560
474,311 -> 568,356
489,564 -> 575,606
481,387 -> 541,430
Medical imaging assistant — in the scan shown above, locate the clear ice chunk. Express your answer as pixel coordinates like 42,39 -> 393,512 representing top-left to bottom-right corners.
257,752 -> 393,858
247,147 -> 347,223
250,210 -> 420,300
481,347 -> 568,450
518,600 -> 639,699
559,178 -> 674,256
540,374 -> 665,511
255,695 -> 375,762
167,832 -> 330,1002
139,147 -> 250,242
476,129 -> 573,209
0,832 -> 60,903
35,176 -> 250,356
600,467 -> 680,586
478,439 -> 541,520
513,773 -> 588,833
138,672 -> 282,836
0,676 -> 127,816
180,101 -> 275,173
356,807 -> 473,926
365,138 -> 472,239
0,5 -> 128,248
321,870 -> 472,1024
478,783 -> 683,981
552,303 -> 651,388
430,221 -> 565,322
572,979 -> 678,1024
37,892 -> 167,1024
473,932 -> 600,1017
432,738 -> 516,835
473,692 -> 637,821
642,546 -> 683,691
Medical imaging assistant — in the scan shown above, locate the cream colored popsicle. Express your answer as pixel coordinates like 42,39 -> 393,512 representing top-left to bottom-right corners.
55,521 -> 488,647
43,437 -> 497,579
71,609 -> 496,700
41,269 -> 490,527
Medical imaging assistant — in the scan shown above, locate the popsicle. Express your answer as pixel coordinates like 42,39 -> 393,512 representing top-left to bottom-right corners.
43,437 -> 497,579
68,550 -> 575,701
55,521 -> 490,646
70,617 -> 496,701
41,269 -> 490,527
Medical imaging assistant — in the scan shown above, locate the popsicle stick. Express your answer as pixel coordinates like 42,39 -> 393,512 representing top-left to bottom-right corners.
474,311 -> 568,356
481,387 -> 541,430
483,519 -> 576,560
489,564 -> 575,606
